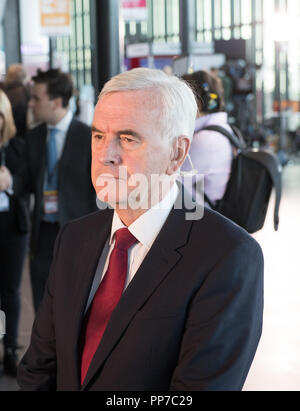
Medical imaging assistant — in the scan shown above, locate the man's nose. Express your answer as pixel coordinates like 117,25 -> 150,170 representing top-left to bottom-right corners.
98,138 -> 121,166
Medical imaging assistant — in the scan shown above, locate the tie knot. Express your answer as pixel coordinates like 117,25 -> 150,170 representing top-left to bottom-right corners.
114,228 -> 137,251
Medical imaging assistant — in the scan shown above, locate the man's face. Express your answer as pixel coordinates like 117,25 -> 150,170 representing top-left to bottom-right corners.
29,83 -> 56,124
91,90 -> 176,208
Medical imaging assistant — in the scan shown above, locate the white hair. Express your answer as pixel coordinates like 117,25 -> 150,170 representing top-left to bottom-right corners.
99,68 -> 197,142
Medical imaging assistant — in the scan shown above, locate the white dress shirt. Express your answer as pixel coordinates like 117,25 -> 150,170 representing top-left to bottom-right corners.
85,182 -> 179,311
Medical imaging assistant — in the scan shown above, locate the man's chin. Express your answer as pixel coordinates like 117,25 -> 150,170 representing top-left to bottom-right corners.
96,190 -> 129,209
96,189 -> 151,211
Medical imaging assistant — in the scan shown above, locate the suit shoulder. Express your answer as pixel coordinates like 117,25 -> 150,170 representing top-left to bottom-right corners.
70,118 -> 91,136
8,136 -> 25,154
60,209 -> 113,236
193,207 -> 262,253
25,123 -> 46,141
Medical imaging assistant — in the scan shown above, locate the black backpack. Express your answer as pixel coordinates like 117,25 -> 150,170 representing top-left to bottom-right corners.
202,125 -> 282,233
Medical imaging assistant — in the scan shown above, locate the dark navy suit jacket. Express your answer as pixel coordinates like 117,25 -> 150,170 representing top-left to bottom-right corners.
17,190 -> 264,391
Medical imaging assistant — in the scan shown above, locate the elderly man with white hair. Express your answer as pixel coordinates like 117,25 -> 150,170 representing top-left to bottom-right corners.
17,68 -> 263,392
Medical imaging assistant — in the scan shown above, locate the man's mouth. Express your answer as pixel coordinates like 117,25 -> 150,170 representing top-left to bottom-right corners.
95,168 -> 130,186
95,174 -> 125,187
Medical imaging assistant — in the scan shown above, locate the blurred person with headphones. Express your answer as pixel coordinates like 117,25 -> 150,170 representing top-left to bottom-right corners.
181,70 -> 232,205
0,90 -> 29,376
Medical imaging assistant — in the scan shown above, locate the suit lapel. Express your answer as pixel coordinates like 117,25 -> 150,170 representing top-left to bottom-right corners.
66,210 -> 113,389
36,125 -> 48,215
38,124 -> 47,188
81,195 -> 195,390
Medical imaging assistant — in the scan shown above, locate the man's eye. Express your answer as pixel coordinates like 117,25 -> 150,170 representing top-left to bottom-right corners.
121,136 -> 134,143
94,134 -> 103,140
119,135 -> 140,150
120,135 -> 139,143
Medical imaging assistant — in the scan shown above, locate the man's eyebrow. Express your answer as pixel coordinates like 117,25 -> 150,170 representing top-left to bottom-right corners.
91,125 -> 103,133
91,127 -> 142,140
117,130 -> 142,140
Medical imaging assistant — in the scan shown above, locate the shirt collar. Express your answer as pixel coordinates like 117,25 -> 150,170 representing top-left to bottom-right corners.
110,182 -> 179,250
48,110 -> 73,134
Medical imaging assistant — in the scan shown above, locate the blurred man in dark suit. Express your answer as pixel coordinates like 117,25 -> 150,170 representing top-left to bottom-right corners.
13,69 -> 97,311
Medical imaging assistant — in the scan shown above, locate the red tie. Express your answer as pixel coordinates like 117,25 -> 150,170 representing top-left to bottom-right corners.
80,228 -> 137,385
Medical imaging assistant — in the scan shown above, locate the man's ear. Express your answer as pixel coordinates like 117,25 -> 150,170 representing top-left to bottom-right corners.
167,136 -> 190,175
52,96 -> 64,111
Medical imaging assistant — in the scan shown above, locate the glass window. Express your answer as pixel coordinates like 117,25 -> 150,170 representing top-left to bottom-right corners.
52,0 -> 92,90
166,0 -> 179,41
204,0 -> 212,31
222,27 -> 231,40
214,0 -> 222,29
255,0 -> 263,22
233,26 -> 241,38
287,0 -> 300,121
214,28 -> 221,39
241,24 -> 251,39
256,24 -> 263,51
129,21 -> 137,36
222,0 -> 231,28
241,0 -> 252,25
233,0 -> 241,26
204,30 -> 212,42
152,0 -> 166,41
196,0 -> 204,35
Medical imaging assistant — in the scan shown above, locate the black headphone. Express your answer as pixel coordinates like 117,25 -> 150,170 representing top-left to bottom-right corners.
200,82 -> 219,113
192,72 -> 220,113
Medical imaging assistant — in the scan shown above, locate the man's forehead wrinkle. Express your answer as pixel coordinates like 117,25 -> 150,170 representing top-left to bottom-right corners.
93,107 -> 123,131
96,92 -> 161,120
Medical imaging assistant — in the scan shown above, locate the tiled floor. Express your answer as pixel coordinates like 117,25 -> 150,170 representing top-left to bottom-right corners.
1,158 -> 300,391
0,257 -> 34,391
243,157 -> 300,391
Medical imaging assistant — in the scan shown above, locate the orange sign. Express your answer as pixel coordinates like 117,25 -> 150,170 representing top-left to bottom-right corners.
40,0 -> 71,36
273,100 -> 300,113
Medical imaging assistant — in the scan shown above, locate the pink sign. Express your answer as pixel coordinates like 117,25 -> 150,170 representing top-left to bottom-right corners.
121,0 -> 147,21
122,1 -> 146,8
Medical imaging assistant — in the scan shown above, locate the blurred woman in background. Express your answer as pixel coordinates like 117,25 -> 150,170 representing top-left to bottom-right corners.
181,70 -> 232,205
0,90 -> 29,376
